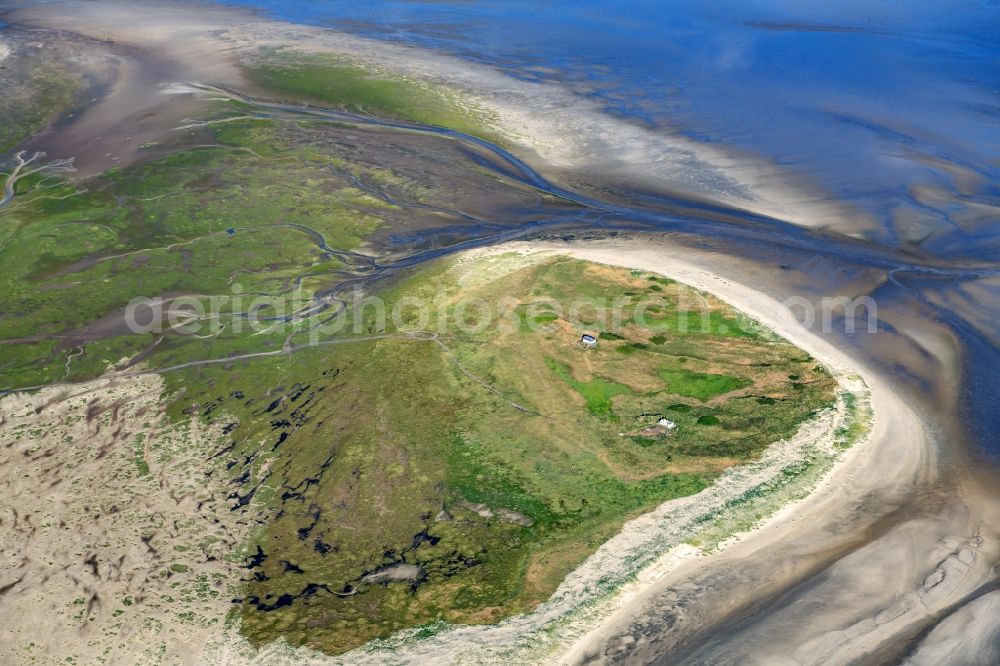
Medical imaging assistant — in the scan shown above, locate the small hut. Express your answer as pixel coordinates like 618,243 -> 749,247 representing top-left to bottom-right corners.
580,333 -> 598,349
657,418 -> 678,431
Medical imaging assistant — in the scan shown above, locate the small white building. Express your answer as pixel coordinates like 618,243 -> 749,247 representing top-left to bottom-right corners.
657,418 -> 678,431
580,333 -> 598,348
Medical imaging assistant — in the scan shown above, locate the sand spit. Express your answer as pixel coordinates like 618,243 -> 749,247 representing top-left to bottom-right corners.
0,374 -> 247,665
2,0 -> 875,235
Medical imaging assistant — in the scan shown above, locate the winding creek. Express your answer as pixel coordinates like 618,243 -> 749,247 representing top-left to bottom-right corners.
58,81 -> 994,372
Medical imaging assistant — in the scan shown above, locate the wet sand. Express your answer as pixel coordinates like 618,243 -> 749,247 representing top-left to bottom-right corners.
8,10 -> 246,177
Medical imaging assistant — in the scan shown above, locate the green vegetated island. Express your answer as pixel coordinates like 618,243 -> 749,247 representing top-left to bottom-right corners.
0,46 -> 841,656
220,254 -> 837,654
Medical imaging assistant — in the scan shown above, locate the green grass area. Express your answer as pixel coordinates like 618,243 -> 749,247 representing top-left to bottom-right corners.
659,363 -> 750,401
132,433 -> 150,476
152,253 -> 837,655
246,52 -> 502,142
834,388 -> 871,449
0,113 -> 401,389
545,357 -> 632,417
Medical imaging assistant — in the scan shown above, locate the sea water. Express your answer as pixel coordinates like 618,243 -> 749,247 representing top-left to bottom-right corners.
213,0 -> 1000,262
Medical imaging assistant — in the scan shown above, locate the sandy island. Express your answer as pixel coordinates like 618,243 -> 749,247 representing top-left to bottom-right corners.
517,240 -> 933,664
176,237 -> 942,666
496,240 -> 998,666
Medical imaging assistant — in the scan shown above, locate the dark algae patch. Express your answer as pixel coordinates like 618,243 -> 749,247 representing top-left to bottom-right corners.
658,364 -> 750,401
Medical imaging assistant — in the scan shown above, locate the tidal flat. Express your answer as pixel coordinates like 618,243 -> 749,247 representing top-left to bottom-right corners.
2,1 -> 998,665
0,20 -> 856,662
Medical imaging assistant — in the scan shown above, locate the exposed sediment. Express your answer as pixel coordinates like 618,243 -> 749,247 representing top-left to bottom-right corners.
2,0 -> 875,235
0,374 -> 249,665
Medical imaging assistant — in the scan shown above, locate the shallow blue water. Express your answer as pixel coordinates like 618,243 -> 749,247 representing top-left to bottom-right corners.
214,0 -> 1000,258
